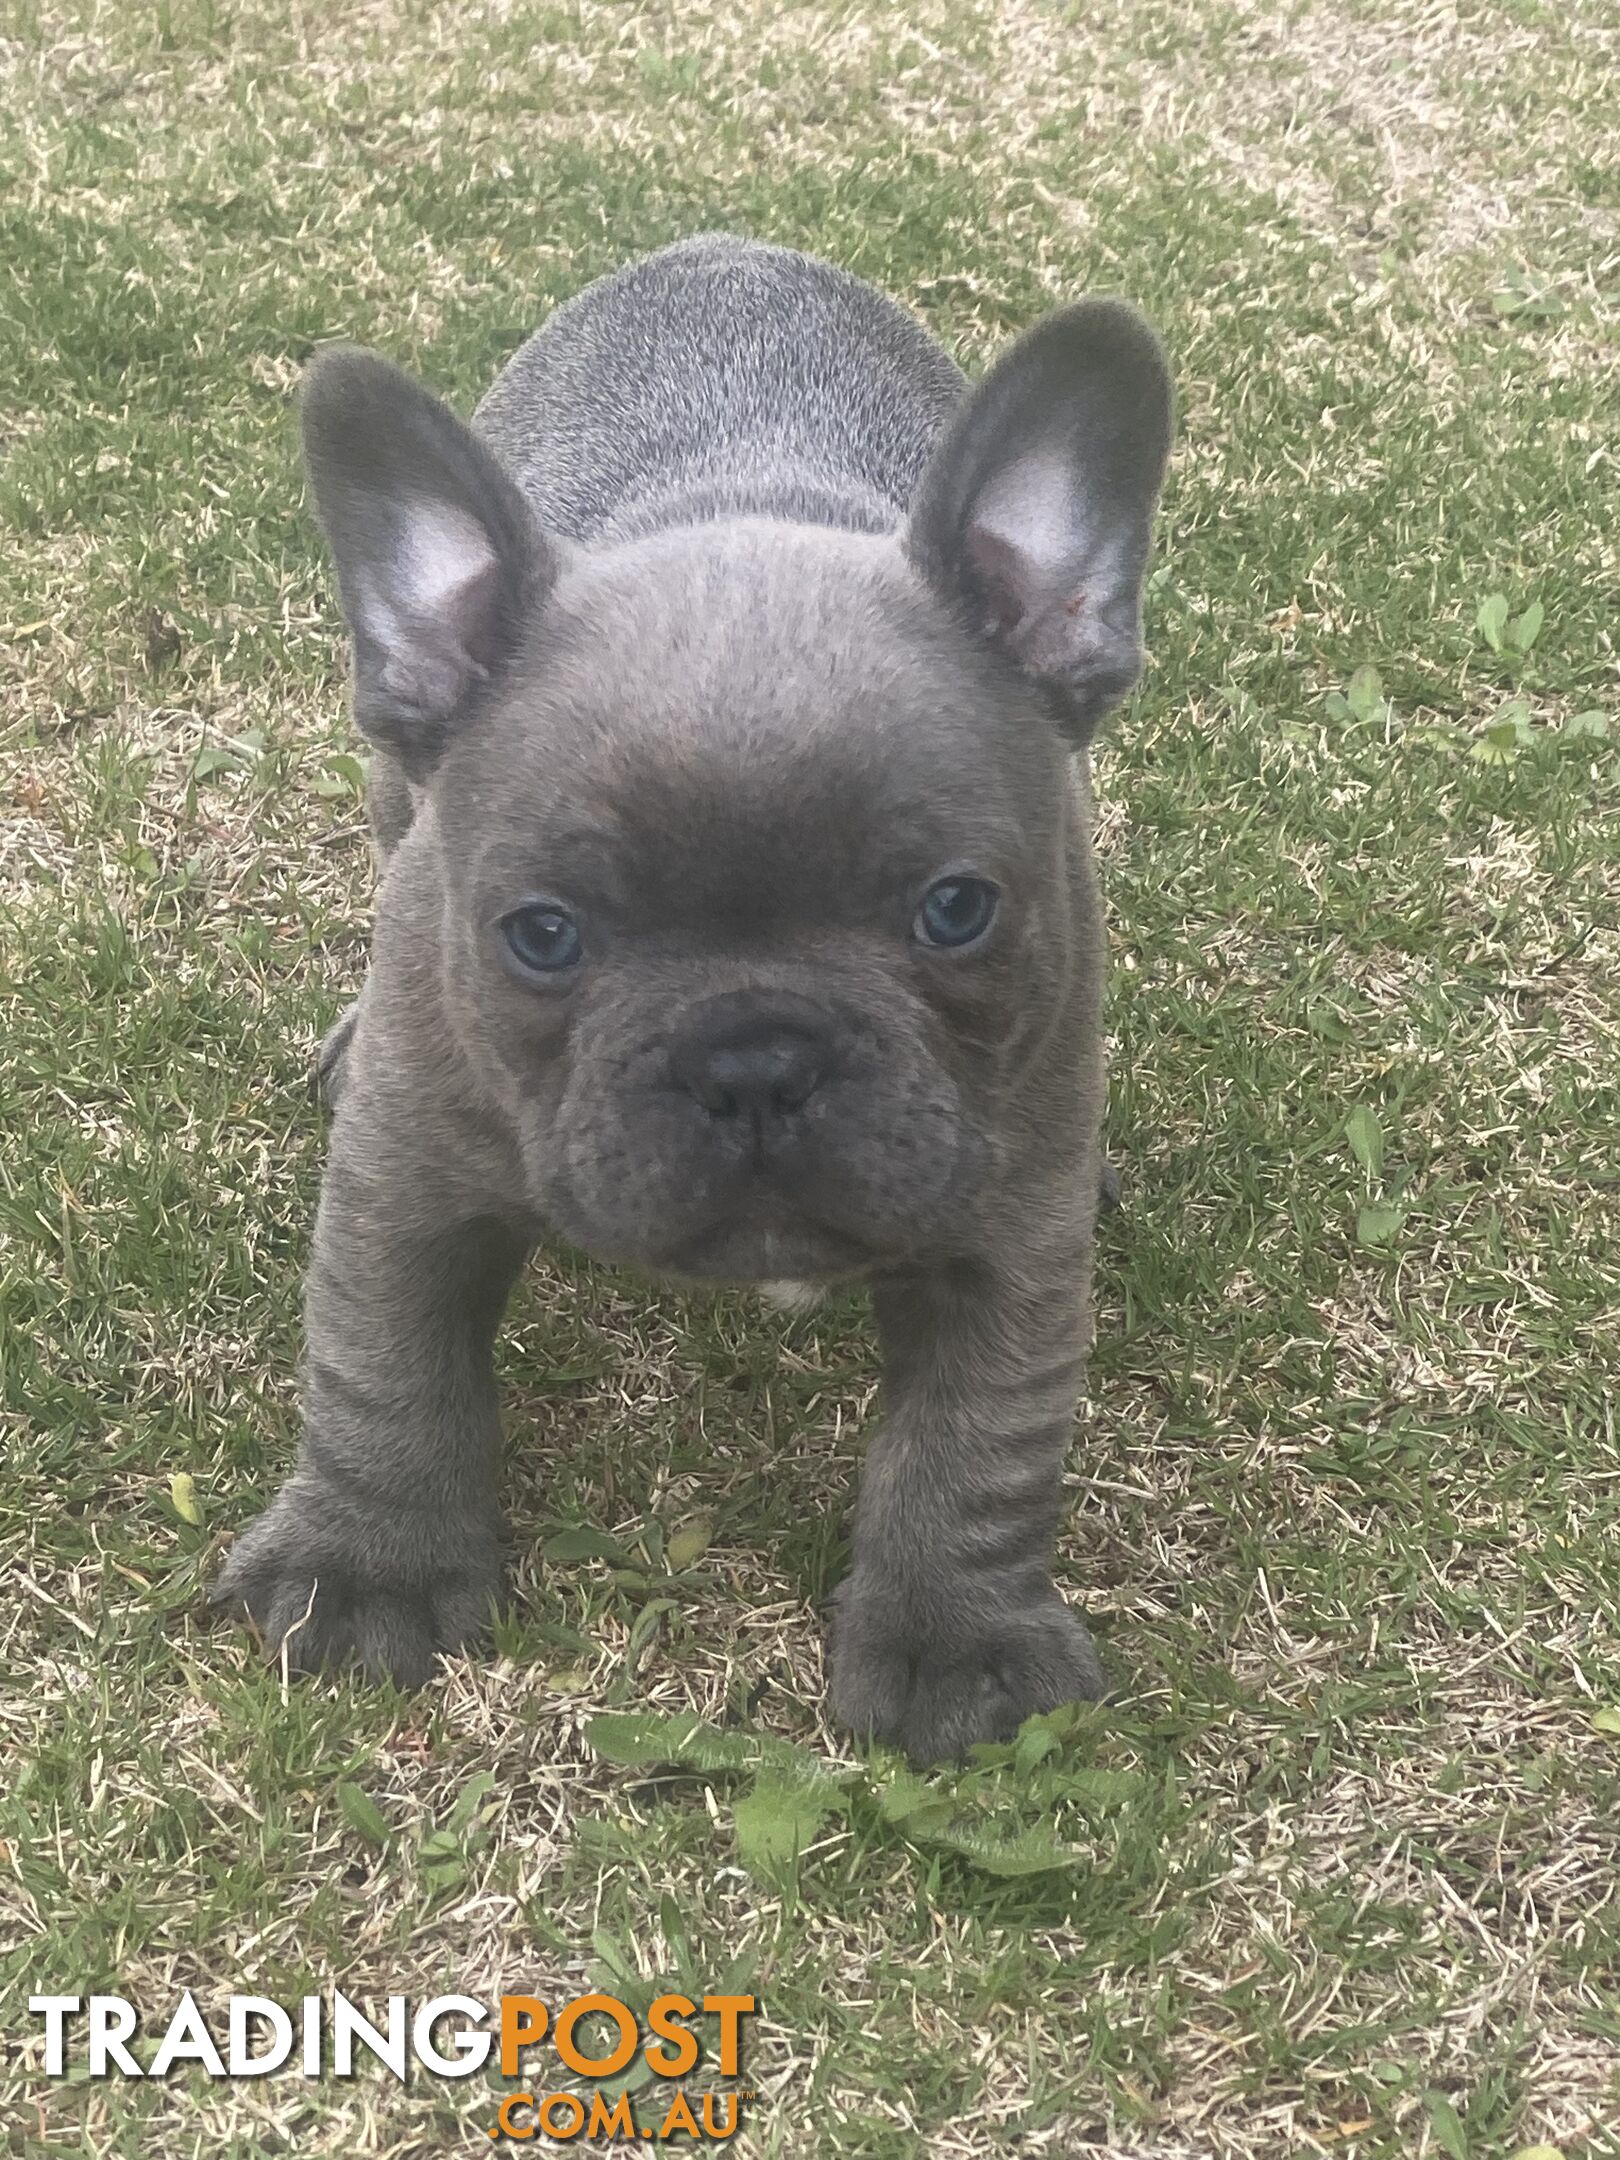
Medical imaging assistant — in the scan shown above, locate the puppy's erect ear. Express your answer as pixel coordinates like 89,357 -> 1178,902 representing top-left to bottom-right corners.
905,299 -> 1172,746
301,346 -> 557,779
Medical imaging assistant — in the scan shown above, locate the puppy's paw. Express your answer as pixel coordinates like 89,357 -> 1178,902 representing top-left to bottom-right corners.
210,1484 -> 499,1688
827,1581 -> 1107,1765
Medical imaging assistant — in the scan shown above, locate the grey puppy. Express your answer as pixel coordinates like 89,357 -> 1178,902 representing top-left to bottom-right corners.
213,234 -> 1171,1765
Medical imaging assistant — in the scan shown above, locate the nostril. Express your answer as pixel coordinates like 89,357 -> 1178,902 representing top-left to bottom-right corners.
753,1038 -> 822,1113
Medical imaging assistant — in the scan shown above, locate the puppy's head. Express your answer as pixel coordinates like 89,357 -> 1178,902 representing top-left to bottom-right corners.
301,301 -> 1171,1281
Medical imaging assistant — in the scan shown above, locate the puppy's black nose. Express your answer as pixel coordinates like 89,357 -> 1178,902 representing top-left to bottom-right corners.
670,999 -> 830,1121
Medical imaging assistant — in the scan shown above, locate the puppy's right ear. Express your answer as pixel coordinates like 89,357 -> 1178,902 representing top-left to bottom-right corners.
301,346 -> 558,779
906,300 -> 1172,747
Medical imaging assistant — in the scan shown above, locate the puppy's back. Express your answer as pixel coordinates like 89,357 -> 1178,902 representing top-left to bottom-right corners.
474,234 -> 965,543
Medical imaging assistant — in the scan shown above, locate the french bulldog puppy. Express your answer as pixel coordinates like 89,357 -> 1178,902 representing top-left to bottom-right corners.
213,234 -> 1171,1764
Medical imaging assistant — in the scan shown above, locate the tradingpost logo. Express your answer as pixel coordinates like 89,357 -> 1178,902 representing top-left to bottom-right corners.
29,1989 -> 758,2142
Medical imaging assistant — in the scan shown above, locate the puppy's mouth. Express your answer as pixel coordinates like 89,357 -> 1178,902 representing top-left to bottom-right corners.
651,1208 -> 874,1287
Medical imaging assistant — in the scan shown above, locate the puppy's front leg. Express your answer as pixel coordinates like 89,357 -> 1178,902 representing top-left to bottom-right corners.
214,1092 -> 529,1686
830,1233 -> 1106,1763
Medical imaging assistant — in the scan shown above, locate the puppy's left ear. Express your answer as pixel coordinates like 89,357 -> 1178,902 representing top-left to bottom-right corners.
906,299 -> 1172,746
301,345 -> 560,781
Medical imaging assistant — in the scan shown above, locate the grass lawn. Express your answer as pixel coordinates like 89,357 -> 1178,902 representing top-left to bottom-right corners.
3,0 -> 1618,2152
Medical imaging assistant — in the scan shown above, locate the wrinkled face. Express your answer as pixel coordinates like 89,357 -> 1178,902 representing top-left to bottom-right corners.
430,523 -> 1088,1283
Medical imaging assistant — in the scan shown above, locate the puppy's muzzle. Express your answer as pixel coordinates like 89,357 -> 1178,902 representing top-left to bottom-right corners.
667,990 -> 834,1131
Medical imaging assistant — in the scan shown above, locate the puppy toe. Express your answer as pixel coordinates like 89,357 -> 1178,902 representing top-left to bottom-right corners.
350,1594 -> 442,1688
430,1574 -> 500,1654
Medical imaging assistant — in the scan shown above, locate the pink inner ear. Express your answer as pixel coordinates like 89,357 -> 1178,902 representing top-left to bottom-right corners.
431,552 -> 506,672
964,523 -> 1035,639
354,499 -> 510,680
963,520 -> 1104,682
398,502 -> 500,622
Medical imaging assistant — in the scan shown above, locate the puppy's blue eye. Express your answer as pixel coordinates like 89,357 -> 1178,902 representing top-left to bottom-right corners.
915,875 -> 999,950
501,903 -> 582,974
